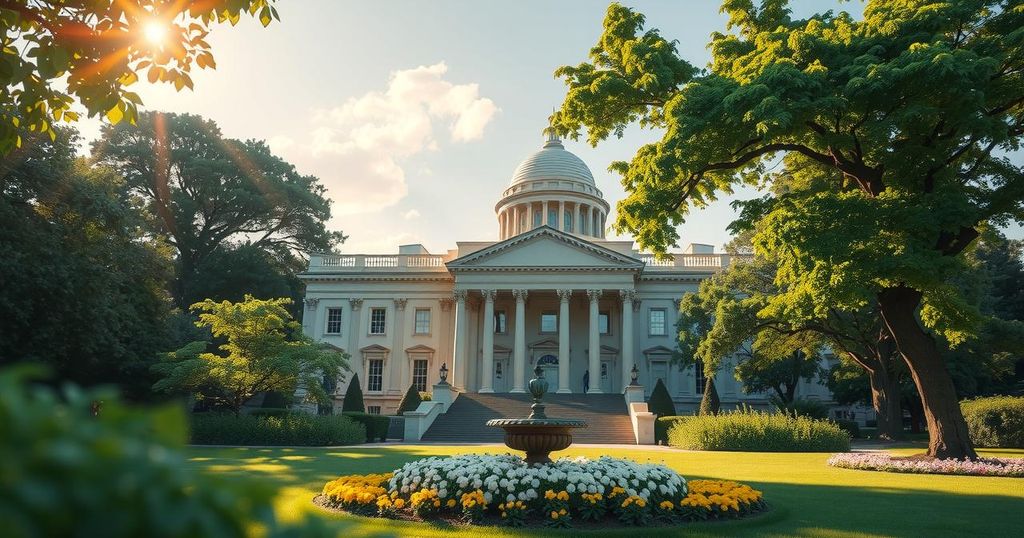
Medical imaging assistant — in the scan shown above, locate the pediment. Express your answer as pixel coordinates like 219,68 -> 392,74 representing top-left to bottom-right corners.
405,344 -> 435,354
529,338 -> 560,349
360,344 -> 390,353
448,226 -> 643,271
642,345 -> 676,356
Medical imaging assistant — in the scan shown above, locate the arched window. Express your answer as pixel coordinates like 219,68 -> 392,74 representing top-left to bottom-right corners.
538,354 -> 558,365
563,211 -> 572,232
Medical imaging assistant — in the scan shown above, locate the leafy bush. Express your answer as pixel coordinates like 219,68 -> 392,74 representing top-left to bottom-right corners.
343,412 -> 391,442
656,416 -> 690,444
961,396 -> 1024,448
190,412 -> 365,446
647,378 -> 676,417
667,408 -> 851,452
248,407 -> 299,418
0,367 -> 331,538
397,384 -> 422,415
774,398 -> 830,420
833,419 -> 861,439
342,375 -> 365,413
420,391 -> 432,401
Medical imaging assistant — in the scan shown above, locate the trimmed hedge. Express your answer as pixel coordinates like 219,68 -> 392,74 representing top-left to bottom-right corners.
667,408 -> 851,452
833,419 -> 861,439
397,385 -> 422,415
961,396 -> 1024,448
190,413 -> 365,446
648,378 -> 677,417
343,412 -> 391,442
342,375 -> 365,413
656,416 -> 690,445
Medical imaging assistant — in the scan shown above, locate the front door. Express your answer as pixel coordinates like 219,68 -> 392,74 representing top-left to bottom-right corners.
600,360 -> 613,393
649,361 -> 668,395
493,360 -> 507,392
537,354 -> 558,390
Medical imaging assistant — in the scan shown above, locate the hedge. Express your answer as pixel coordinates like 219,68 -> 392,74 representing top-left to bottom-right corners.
343,412 -> 391,442
656,416 -> 690,444
190,413 -> 365,446
961,396 -> 1024,448
397,385 -> 422,415
833,419 -> 861,439
667,408 -> 851,452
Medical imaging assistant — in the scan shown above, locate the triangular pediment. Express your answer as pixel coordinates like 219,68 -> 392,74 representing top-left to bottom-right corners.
529,338 -> 560,349
642,345 -> 676,355
448,226 -> 642,271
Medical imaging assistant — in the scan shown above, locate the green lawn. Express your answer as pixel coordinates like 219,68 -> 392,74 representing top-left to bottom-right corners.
185,445 -> 1024,538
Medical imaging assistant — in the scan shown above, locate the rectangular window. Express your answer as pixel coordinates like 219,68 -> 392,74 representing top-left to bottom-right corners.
369,307 -> 386,335
540,312 -> 558,333
367,359 -> 384,392
695,359 -> 706,394
599,311 -> 610,335
547,208 -> 557,226
414,308 -> 431,334
649,309 -> 666,336
494,310 -> 507,334
367,405 -> 381,415
412,359 -> 428,392
325,307 -> 343,334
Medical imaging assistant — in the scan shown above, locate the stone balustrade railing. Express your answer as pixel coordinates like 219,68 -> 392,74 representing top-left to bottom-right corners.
306,252 -> 752,272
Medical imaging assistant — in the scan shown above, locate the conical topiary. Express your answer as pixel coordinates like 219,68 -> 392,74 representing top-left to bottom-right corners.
698,376 -> 720,415
341,374 -> 365,413
648,378 -> 677,417
397,384 -> 423,415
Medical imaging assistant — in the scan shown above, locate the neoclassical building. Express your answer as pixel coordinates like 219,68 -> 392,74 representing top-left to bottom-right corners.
300,131 -> 835,416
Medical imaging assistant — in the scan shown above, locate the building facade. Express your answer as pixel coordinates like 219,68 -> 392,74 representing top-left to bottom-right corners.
300,131 -> 839,416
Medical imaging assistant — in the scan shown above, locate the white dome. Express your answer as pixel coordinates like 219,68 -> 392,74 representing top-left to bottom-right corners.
509,131 -> 595,186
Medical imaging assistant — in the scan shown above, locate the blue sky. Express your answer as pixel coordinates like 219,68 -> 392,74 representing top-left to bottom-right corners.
77,0 -> 1022,253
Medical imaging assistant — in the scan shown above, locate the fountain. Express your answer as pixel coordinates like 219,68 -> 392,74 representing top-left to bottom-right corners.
486,365 -> 587,464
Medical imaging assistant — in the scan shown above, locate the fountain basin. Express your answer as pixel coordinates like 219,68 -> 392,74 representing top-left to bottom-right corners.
486,417 -> 587,465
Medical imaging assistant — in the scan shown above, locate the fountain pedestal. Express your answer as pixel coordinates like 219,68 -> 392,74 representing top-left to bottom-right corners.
486,366 -> 587,465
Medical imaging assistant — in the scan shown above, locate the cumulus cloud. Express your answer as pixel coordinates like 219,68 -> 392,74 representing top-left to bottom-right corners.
403,209 -> 421,220
274,62 -> 498,216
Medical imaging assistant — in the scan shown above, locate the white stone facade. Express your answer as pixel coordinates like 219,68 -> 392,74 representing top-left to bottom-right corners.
300,132 -> 841,416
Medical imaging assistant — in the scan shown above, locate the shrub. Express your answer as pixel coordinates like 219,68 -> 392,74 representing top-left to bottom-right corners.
667,408 -> 851,452
961,396 -> 1024,448
343,412 -> 391,442
775,398 -> 830,420
190,413 -> 365,446
419,391 -> 432,401
833,419 -> 861,439
0,367 -> 330,538
248,407 -> 299,418
342,374 -> 365,413
698,377 -> 720,415
656,416 -> 690,444
647,378 -> 676,417
397,384 -> 422,415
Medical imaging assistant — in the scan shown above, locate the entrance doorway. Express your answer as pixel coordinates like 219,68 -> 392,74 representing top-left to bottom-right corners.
537,354 -> 558,389
600,360 -> 613,393
493,359 -> 508,392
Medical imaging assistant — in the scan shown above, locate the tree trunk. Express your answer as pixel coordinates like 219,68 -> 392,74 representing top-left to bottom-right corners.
867,365 -> 903,441
878,286 -> 977,459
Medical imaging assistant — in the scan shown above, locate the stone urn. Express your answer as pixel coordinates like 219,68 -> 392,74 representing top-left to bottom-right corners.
486,365 -> 587,465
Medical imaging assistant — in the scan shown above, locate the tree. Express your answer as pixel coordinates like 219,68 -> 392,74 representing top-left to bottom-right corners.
555,2 -> 1024,459
0,127 -> 173,399
92,112 -> 345,308
736,351 -> 822,405
152,295 -> 348,415
397,384 -> 423,415
647,378 -> 676,417
342,374 -> 365,413
0,0 -> 280,154
698,377 -> 721,416
187,243 -> 306,319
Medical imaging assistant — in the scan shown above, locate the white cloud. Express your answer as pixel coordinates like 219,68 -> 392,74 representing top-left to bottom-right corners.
274,62 -> 498,216
403,209 -> 421,220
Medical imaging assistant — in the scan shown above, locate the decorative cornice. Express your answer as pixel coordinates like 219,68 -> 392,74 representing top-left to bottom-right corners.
446,226 -> 644,270
304,298 -> 320,310
301,274 -> 455,283
556,289 -> 573,302
348,298 -> 363,310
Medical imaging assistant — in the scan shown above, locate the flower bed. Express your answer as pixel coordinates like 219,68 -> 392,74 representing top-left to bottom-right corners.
827,453 -> 1024,477
316,454 -> 767,528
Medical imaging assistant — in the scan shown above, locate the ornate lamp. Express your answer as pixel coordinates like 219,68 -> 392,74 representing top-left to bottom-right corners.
438,362 -> 449,385
630,364 -> 640,385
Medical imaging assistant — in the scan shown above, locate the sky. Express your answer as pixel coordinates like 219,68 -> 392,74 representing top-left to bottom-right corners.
76,0 -> 1023,254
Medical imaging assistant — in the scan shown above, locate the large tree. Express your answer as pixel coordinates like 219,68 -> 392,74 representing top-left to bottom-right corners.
0,0 -> 279,154
92,111 -> 344,308
555,1 -> 1024,459
0,128 -> 173,398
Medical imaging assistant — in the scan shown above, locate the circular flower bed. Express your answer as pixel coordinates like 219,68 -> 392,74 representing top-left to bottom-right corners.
316,454 -> 767,528
828,453 -> 1024,477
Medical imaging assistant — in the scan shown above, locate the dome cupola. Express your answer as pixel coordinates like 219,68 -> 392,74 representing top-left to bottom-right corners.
495,126 -> 610,241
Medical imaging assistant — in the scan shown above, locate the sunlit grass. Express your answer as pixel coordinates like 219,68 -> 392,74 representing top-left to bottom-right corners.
185,445 -> 1024,537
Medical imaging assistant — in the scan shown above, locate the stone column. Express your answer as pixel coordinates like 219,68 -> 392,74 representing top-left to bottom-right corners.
513,205 -> 521,235
588,206 -> 595,237
558,200 -> 565,231
587,289 -> 602,393
557,289 -> 572,393
542,200 -> 549,227
452,290 -> 468,391
620,289 -> 636,392
393,298 -> 408,394
347,298 -> 363,391
511,289 -> 528,392
479,289 -> 496,393
574,203 -> 581,235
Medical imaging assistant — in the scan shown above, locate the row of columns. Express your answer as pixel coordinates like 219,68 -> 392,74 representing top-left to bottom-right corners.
498,200 -> 607,240
451,289 -> 638,394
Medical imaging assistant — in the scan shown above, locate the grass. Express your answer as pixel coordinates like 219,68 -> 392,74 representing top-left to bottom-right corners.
185,444 -> 1024,537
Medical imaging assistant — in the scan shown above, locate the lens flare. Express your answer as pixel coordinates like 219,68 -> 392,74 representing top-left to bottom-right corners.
143,20 -> 167,45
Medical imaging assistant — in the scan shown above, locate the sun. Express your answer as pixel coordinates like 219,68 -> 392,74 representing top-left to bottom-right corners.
142,20 -> 167,45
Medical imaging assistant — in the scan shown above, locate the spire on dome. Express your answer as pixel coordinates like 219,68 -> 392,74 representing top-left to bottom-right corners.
542,124 -> 563,148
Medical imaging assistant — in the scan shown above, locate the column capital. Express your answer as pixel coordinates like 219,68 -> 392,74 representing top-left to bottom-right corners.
619,289 -> 641,311
586,289 -> 602,301
348,298 -> 363,310
479,289 -> 497,302
512,289 -> 529,302
304,297 -> 320,310
453,289 -> 468,302
556,289 -> 573,302
439,297 -> 454,312
393,298 -> 408,311
672,298 -> 682,311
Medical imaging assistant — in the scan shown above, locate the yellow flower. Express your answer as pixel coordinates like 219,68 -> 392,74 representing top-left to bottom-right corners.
551,511 -> 559,520
447,499 -> 456,508
559,508 -> 567,515
544,490 -> 556,500
557,491 -> 569,501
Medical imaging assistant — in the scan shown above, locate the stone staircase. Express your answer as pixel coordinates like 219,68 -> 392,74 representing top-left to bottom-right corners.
421,392 -> 636,444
